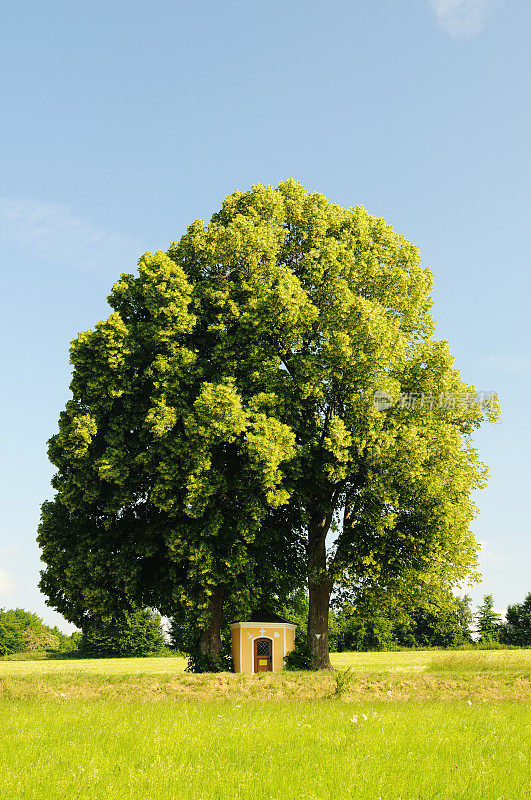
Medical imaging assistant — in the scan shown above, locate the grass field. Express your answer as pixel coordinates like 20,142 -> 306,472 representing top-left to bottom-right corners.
0,650 -> 529,799
1,647 -> 528,675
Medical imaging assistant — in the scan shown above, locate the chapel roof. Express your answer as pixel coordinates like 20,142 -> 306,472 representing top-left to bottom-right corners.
245,610 -> 296,625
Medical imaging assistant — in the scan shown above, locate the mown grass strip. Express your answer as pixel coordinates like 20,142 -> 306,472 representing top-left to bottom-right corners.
0,668 -> 529,702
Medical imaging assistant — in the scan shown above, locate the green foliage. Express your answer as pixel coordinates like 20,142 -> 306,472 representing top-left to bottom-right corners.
500,592 -> 531,646
334,601 -> 398,651
401,594 -> 474,648
276,592 -> 312,669
279,591 -> 343,653
475,595 -> 501,644
58,630 -> 83,653
281,590 -> 343,665
280,590 -> 309,631
1,609 -> 46,654
283,634 -> 313,671
454,594 -> 475,642
21,628 -> 59,651
329,666 -> 357,695
168,611 -> 232,673
0,608 -> 77,656
184,651 -> 232,674
79,608 -> 165,658
331,592 -> 473,651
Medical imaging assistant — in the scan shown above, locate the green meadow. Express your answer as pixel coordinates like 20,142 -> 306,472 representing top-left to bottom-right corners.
0,650 -> 529,799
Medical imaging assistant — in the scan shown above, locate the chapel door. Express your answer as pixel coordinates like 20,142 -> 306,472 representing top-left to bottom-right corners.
254,638 -> 272,672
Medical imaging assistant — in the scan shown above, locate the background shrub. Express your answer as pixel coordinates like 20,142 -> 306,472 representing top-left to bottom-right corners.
79,608 -> 165,657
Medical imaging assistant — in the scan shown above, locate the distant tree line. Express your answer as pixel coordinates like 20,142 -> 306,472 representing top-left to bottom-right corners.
2,591 -> 529,661
79,608 -> 165,657
279,590 -> 531,666
0,606 -> 165,659
330,591 -> 531,651
0,608 -> 80,656
497,593 -> 531,646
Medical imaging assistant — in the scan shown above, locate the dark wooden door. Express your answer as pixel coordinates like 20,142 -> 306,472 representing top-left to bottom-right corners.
254,638 -> 272,672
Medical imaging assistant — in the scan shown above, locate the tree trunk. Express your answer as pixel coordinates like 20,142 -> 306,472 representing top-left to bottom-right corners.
198,585 -> 223,662
307,507 -> 333,670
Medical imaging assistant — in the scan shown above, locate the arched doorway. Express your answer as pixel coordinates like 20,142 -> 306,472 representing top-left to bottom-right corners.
254,637 -> 273,672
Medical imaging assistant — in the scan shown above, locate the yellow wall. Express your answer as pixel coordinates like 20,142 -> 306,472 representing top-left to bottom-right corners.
230,628 -> 240,673
285,627 -> 295,661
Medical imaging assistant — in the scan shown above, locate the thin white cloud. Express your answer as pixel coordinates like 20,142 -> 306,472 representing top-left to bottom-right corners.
475,355 -> 531,373
0,198 -> 144,274
429,0 -> 500,39
0,566 -> 14,597
0,545 -> 21,557
478,540 -> 508,564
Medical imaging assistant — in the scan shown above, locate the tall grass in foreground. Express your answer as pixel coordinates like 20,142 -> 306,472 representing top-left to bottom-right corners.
0,699 -> 528,800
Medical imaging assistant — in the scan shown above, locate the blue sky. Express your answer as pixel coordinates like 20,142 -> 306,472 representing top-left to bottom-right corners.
0,0 -> 529,631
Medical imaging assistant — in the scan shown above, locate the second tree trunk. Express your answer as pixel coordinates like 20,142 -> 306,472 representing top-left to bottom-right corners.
307,506 -> 333,670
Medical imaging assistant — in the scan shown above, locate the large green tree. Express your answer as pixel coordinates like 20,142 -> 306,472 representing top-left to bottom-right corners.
39,181 -> 496,669
38,229 -> 303,664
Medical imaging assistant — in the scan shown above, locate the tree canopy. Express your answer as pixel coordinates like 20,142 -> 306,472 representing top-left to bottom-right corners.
475,594 -> 501,643
0,608 -> 78,656
500,592 -> 531,646
79,608 -> 165,658
38,181 -> 498,669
